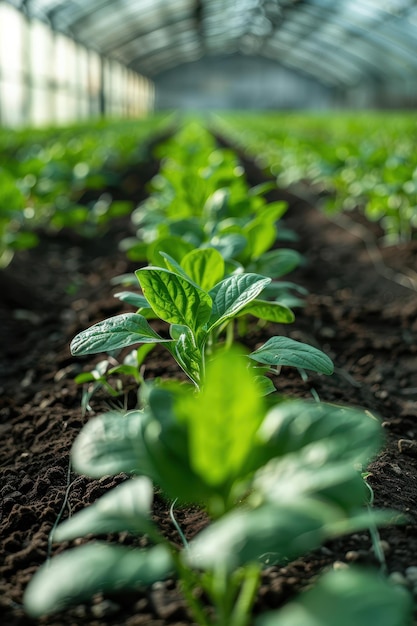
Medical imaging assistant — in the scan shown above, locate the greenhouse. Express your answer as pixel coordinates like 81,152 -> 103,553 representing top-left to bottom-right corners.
1,2 -> 417,626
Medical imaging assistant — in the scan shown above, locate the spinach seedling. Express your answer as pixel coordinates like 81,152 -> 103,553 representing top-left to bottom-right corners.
120,122 -> 303,286
74,344 -> 155,414
24,348 -> 403,624
122,184 -> 302,287
71,253 -> 333,389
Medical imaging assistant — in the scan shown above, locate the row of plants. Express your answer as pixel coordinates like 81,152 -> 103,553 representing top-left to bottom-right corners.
23,121 -> 412,625
0,114 -> 172,268
214,111 -> 417,243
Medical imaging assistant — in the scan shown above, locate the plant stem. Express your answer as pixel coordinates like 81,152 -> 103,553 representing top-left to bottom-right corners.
170,498 -> 189,549
364,480 -> 387,574
229,564 -> 261,626
237,316 -> 247,338
201,564 -> 261,626
225,320 -> 235,349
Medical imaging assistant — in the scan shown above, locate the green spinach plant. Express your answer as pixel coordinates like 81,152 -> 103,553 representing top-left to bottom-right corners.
215,111 -> 417,243
71,250 -> 333,389
120,122 -> 302,288
24,348 -> 410,625
122,188 -> 301,284
0,116 -> 172,265
0,168 -> 38,268
74,344 -> 155,415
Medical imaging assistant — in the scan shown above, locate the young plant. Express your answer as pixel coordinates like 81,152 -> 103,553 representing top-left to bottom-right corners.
0,168 -> 38,268
24,348 -> 409,625
74,344 -> 155,414
121,178 -> 302,285
71,249 -> 333,390
123,183 -> 290,256
1,118 -> 171,247
120,122 -> 303,289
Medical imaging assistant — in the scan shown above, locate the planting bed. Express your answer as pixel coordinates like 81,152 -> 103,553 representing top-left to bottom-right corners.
1,149 -> 417,625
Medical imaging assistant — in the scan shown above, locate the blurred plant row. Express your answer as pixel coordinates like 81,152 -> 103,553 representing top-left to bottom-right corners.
215,111 -> 417,243
22,120 -> 412,625
2,111 -> 416,270
0,115 -> 171,267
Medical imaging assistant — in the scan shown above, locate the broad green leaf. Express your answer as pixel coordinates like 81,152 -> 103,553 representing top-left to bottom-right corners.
256,568 -> 413,626
177,347 -> 265,492
251,249 -> 303,278
71,409 -> 157,479
224,258 -> 244,276
254,375 -> 276,396
161,252 -> 190,272
207,273 -> 271,330
257,200 -> 288,221
147,386 -> 186,445
141,397 -> 213,505
137,268 -> 212,332
54,477 -> 156,541
119,239 -> 148,262
70,313 -> 170,356
210,232 -> 247,260
168,217 -> 204,245
114,291 -> 150,309
326,508 -> 405,538
248,181 -> 276,197
243,220 -> 277,260
173,327 -> 203,387
147,235 -> 193,266
255,400 -> 383,468
254,456 -> 369,513
181,248 -> 225,292
203,188 -> 230,220
248,336 -> 334,375
186,499 -> 337,572
24,543 -> 173,617
239,299 -> 295,323
261,281 -> 308,299
160,251 -> 193,280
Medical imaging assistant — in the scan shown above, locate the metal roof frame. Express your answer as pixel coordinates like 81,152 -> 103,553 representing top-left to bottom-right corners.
5,0 -> 417,88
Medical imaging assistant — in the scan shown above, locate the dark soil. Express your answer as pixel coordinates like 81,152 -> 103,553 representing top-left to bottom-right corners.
1,147 -> 417,626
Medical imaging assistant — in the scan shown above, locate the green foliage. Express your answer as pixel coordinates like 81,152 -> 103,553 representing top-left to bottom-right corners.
71,259 -> 330,389
24,542 -> 173,618
21,115 -> 411,626
0,168 -> 38,267
71,312 -> 171,354
175,347 -> 266,493
248,336 -> 334,375
138,267 -> 213,332
0,115 -> 171,266
215,112 -> 417,242
256,567 -> 412,626
74,345 -> 154,414
120,122 -> 298,285
24,349 -> 407,624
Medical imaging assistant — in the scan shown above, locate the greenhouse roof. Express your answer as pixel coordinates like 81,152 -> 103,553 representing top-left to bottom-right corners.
8,0 -> 417,87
